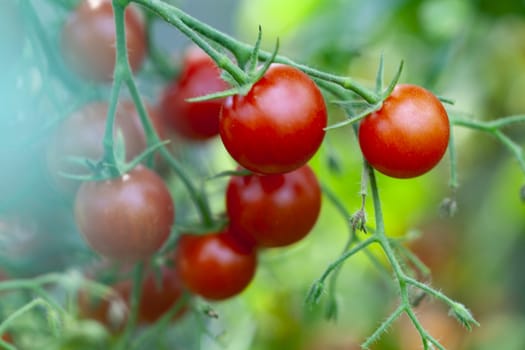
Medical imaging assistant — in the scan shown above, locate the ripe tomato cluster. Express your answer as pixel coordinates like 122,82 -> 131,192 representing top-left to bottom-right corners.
51,0 -> 328,314
162,57 -> 326,301
41,0 -> 451,336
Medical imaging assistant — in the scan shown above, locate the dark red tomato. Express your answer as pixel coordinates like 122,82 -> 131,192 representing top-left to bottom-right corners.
219,64 -> 327,174
1,333 -> 13,344
61,0 -> 147,81
78,265 -> 187,330
160,46 -> 229,140
358,84 -> 450,178
74,165 -> 174,263
136,266 -> 187,323
46,100 -> 165,195
174,231 -> 257,301
226,165 -> 322,248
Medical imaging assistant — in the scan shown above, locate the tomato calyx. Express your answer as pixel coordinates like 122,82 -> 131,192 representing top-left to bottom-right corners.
58,130 -> 168,183
186,28 -> 280,103
323,59 -> 405,131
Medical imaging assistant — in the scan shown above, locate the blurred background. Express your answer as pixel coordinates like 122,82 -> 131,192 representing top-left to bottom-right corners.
1,0 -> 525,349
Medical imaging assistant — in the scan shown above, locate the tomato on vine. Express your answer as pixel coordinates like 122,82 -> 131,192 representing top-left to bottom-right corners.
61,0 -> 147,81
160,46 -> 229,140
74,165 -> 174,263
46,101 -> 165,195
174,231 -> 257,301
219,64 -> 327,174
78,265 -> 187,330
358,84 -> 450,178
226,165 -> 322,248
1,333 -> 13,344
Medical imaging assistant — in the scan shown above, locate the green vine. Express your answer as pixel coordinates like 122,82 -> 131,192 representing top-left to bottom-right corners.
3,0 -> 525,349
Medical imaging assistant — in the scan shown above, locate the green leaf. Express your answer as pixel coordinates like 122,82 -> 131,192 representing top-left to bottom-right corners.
185,87 -> 241,103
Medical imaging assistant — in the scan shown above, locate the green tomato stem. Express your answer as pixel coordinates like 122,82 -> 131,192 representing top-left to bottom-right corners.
115,262 -> 145,350
131,0 -> 379,102
132,0 -> 248,85
109,0 -> 215,226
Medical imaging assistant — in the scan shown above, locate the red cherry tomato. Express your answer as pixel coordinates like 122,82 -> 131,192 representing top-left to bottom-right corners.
160,46 -> 229,140
136,267 -> 187,323
61,0 -> 147,81
78,265 -> 187,331
358,84 -> 450,178
219,64 -> 327,174
46,100 -> 165,195
226,165 -> 322,248
174,231 -> 257,301
74,165 -> 174,263
1,333 -> 13,344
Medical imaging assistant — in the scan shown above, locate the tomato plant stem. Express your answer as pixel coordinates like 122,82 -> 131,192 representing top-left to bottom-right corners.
116,263 -> 145,350
0,298 -> 61,341
132,0 -> 249,85
21,0 -> 82,93
447,126 -> 459,192
451,114 -> 525,174
131,292 -> 191,350
362,304 -> 405,349
131,0 -> 379,103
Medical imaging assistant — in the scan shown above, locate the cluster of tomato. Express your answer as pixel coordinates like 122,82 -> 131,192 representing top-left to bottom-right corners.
46,0 -> 329,329
42,0 -> 451,334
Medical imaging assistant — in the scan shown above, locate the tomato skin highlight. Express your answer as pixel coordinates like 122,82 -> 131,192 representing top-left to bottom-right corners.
174,231 -> 257,301
161,46 -> 229,140
358,84 -> 450,178
61,0 -> 147,81
219,64 -> 327,174
226,165 -> 322,248
74,165 -> 174,263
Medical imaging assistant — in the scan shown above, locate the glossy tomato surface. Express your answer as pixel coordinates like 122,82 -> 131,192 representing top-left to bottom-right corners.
219,64 -> 327,174
226,165 -> 322,248
46,100 -> 164,195
160,46 -> 229,140
358,84 -> 450,178
137,266 -> 188,323
74,165 -> 174,263
174,231 -> 257,301
61,0 -> 147,81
